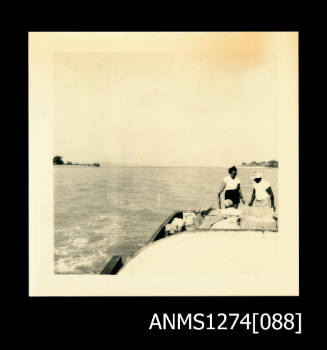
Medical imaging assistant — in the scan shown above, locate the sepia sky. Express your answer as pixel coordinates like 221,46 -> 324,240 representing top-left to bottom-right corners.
52,32 -> 295,167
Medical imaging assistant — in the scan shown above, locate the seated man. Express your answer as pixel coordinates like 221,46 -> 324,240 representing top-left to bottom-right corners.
248,172 -> 276,212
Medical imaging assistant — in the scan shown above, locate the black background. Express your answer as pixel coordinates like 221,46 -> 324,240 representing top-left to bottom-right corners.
12,19 -> 314,341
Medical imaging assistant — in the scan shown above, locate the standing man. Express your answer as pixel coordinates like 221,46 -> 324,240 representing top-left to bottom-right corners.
218,166 -> 245,209
248,172 -> 276,211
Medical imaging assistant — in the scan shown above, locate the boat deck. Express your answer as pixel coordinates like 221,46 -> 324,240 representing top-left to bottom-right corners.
119,229 -> 279,276
147,207 -> 277,244
101,207 -> 278,274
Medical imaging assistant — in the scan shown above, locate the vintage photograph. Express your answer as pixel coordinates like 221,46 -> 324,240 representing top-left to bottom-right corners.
29,32 -> 298,295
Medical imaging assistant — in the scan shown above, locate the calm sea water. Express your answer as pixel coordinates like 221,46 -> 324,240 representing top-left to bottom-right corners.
54,166 -> 278,274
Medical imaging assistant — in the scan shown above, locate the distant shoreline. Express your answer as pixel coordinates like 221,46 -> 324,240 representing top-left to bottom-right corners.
53,157 -> 277,169
53,164 -> 100,167
238,166 -> 268,168
239,160 -> 278,168
53,164 -> 279,169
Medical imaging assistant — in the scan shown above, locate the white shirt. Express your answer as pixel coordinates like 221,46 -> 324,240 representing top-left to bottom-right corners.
223,175 -> 240,190
253,179 -> 270,200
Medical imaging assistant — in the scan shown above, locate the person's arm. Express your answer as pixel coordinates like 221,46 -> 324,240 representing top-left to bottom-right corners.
248,189 -> 255,206
237,183 -> 245,204
266,187 -> 275,211
217,181 -> 226,209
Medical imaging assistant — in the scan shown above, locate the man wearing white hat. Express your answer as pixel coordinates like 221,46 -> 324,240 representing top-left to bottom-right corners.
248,172 -> 276,211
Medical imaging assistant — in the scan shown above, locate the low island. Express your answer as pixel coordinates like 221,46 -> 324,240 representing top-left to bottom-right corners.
240,160 -> 278,168
53,156 -> 100,167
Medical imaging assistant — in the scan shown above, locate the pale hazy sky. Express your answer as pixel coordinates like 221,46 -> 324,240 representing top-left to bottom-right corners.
53,32 -> 280,167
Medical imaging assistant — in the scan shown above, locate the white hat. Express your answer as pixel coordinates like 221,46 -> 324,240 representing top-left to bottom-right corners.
224,199 -> 234,208
252,171 -> 263,179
